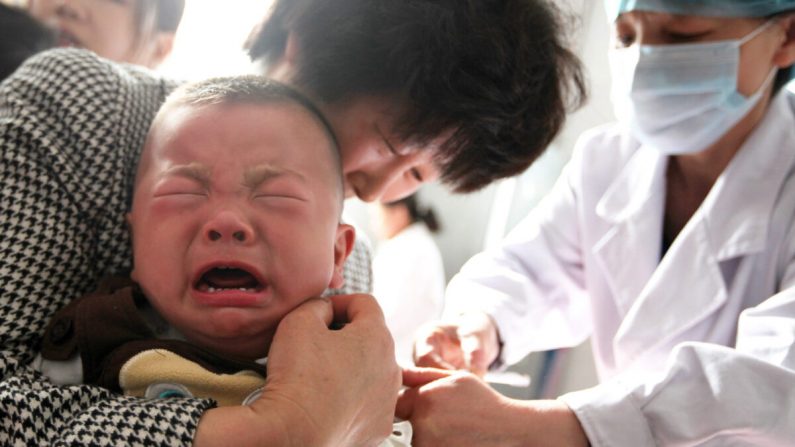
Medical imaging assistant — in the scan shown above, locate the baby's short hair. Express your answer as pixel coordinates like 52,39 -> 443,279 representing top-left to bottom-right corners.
157,75 -> 342,197
163,76 -> 339,157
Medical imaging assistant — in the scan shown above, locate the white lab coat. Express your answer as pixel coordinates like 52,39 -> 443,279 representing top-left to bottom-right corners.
446,90 -> 795,446
374,223 -> 446,367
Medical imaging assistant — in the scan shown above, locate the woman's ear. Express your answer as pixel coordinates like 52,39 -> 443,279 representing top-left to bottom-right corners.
328,224 -> 356,289
264,31 -> 299,80
141,32 -> 176,69
284,31 -> 299,65
773,13 -> 795,68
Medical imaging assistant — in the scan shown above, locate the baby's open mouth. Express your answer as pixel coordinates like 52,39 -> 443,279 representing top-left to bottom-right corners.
195,266 -> 265,293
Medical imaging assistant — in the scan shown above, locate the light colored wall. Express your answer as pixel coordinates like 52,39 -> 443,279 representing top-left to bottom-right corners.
551,0 -> 614,397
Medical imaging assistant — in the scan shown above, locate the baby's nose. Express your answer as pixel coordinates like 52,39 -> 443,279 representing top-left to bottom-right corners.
207,229 -> 247,242
203,210 -> 255,244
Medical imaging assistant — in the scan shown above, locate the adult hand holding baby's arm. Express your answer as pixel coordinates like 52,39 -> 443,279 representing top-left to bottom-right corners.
194,295 -> 401,447
406,316 -> 588,446
396,368 -> 588,447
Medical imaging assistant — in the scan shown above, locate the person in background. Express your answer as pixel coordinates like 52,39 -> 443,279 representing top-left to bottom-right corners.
0,3 -> 54,81
372,193 -> 446,367
405,0 -> 795,446
26,0 -> 183,68
0,0 -> 586,444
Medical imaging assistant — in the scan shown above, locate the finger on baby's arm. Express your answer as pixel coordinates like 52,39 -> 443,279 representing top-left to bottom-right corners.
413,350 -> 459,371
396,367 -> 459,419
395,386 -> 417,421
402,367 -> 455,387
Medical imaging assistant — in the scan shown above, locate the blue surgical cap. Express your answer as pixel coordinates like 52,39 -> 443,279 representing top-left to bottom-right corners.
606,0 -> 795,20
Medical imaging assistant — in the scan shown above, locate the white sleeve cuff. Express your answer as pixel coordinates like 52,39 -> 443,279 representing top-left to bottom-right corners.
559,379 -> 656,447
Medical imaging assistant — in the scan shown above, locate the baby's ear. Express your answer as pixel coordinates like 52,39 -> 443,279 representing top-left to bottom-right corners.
328,224 -> 356,289
125,212 -> 136,238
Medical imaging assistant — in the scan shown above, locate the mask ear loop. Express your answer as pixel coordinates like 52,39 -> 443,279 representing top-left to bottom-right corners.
747,66 -> 780,98
737,19 -> 777,47
737,20 -> 781,99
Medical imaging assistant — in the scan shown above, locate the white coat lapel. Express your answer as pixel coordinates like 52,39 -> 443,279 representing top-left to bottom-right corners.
592,148 -> 667,317
611,91 -> 795,365
612,215 -> 727,365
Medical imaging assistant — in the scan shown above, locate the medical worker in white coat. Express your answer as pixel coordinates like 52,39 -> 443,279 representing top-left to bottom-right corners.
398,1 -> 795,446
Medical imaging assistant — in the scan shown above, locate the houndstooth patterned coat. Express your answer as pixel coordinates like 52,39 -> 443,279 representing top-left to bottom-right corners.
0,49 -> 373,446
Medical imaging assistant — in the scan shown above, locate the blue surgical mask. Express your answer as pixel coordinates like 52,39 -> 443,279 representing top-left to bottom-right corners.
609,21 -> 777,155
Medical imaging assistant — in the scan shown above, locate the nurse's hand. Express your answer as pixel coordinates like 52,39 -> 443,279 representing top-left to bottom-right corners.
195,295 -> 402,446
412,312 -> 500,377
396,367 -> 589,447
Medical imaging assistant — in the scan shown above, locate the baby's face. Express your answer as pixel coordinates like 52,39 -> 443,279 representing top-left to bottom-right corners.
128,102 -> 352,360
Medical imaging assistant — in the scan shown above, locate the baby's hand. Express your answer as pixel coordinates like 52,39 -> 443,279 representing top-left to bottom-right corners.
412,312 -> 500,377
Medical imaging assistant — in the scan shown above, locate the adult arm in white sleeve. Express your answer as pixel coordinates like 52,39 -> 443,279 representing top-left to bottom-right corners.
445,147 -> 593,366
561,266 -> 795,446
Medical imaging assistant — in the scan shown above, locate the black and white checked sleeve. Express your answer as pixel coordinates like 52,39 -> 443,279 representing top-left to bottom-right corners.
0,49 -> 214,446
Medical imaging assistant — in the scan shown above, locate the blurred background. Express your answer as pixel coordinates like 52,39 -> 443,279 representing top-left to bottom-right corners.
156,0 -> 267,79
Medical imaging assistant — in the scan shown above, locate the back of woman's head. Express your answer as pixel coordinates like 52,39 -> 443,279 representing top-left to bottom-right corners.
0,4 -> 54,82
130,0 -> 185,65
105,0 -> 185,41
247,0 -> 587,194
153,0 -> 184,33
